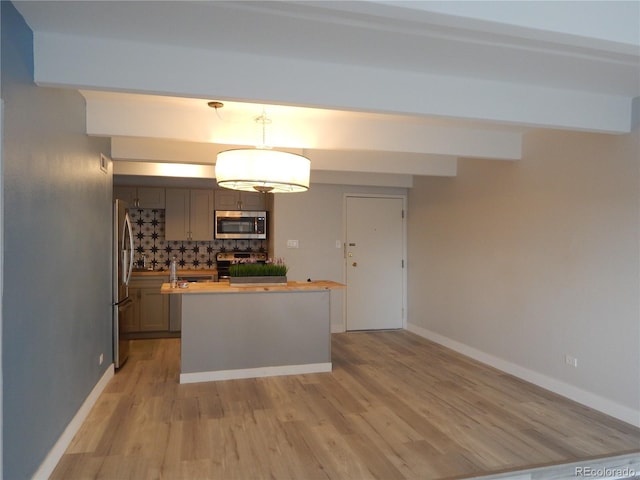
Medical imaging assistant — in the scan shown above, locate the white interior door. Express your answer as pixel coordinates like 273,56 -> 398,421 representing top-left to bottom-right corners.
345,196 -> 404,331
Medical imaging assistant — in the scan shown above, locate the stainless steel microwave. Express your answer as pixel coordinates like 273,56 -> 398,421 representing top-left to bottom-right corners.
214,210 -> 267,239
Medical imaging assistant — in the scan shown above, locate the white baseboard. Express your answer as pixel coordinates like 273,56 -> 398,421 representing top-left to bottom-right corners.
407,323 -> 640,428
32,364 -> 115,480
180,362 -> 332,384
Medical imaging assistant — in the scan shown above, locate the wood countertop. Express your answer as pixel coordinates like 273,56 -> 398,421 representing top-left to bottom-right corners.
161,280 -> 345,294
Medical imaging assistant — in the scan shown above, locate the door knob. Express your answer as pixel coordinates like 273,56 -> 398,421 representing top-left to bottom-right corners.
352,262 -> 358,267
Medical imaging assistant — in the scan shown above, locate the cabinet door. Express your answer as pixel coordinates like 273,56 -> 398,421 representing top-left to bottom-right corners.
214,189 -> 267,210
114,186 -> 137,206
165,188 -> 190,240
189,189 -> 214,240
240,192 -> 266,210
214,189 -> 240,210
123,287 -> 142,333
139,287 -> 169,331
137,187 -> 165,209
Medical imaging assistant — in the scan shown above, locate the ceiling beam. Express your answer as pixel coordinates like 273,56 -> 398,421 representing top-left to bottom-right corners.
110,137 -> 458,178
35,32 -> 634,134
91,92 -> 522,160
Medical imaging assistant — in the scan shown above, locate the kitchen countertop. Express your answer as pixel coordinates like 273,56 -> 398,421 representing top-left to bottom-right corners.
132,269 -> 217,277
161,280 -> 344,294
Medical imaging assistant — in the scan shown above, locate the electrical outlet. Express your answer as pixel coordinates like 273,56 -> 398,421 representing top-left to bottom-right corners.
335,240 -> 342,248
287,239 -> 299,249
564,354 -> 578,368
99,353 -> 104,365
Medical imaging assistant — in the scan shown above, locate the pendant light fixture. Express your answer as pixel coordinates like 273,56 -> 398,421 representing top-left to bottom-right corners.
214,106 -> 310,193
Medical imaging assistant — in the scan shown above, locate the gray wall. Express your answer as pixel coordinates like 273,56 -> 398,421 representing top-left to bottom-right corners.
273,183 -> 407,332
407,128 -> 640,423
2,3 -> 112,478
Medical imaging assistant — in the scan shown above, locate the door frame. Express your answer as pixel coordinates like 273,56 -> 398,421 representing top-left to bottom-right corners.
341,193 -> 408,332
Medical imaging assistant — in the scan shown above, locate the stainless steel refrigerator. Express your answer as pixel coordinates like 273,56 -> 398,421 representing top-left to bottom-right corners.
113,199 -> 134,369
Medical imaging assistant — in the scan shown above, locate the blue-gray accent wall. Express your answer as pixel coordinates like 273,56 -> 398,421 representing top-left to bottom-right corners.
2,2 -> 113,478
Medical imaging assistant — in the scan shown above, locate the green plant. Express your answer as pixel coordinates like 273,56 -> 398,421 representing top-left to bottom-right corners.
229,258 -> 288,277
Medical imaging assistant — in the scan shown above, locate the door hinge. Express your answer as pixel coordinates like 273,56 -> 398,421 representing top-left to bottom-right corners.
401,209 -> 405,219
402,259 -> 405,268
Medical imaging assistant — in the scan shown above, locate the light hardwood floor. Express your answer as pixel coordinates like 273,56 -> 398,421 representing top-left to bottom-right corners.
51,331 -> 640,479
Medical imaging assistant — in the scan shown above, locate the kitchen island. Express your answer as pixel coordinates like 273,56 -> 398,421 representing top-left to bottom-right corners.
161,280 -> 345,383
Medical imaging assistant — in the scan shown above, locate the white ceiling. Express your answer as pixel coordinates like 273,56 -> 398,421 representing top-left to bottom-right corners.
13,0 -> 640,182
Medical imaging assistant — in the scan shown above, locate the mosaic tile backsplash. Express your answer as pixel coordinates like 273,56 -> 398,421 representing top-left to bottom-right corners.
129,209 -> 267,270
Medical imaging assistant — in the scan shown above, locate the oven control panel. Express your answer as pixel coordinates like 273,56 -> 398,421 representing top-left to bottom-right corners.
216,252 -> 267,262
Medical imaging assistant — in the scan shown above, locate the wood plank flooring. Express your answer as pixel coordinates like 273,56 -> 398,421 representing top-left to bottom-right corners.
51,331 -> 640,479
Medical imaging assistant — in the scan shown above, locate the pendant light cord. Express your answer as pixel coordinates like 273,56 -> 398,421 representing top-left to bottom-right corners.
256,110 -> 272,149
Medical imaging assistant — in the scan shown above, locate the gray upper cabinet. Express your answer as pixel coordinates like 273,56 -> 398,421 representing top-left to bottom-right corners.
113,186 -> 137,205
165,188 -> 214,241
214,189 -> 266,211
137,188 -> 166,208
114,186 -> 165,209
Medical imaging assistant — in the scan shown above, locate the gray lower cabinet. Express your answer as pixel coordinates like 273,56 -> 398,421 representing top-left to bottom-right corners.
125,276 -> 169,333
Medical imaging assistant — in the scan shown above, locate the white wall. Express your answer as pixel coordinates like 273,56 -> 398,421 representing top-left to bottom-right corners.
407,128 -> 640,426
273,183 -> 407,332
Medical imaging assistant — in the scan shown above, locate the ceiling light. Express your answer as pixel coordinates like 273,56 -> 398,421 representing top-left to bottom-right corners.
214,109 -> 310,193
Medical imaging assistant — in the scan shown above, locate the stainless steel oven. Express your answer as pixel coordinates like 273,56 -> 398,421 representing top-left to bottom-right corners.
216,251 -> 267,279
214,210 -> 267,239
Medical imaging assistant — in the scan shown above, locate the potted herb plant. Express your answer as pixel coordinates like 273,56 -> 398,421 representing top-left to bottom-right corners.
229,257 -> 288,286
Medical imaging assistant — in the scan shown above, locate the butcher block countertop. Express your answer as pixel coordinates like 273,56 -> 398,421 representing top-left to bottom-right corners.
161,280 -> 345,294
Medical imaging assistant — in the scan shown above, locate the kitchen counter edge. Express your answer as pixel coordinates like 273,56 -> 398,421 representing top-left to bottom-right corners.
160,280 -> 345,294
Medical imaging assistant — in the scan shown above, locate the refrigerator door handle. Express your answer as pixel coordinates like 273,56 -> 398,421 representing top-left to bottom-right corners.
122,212 -> 134,286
